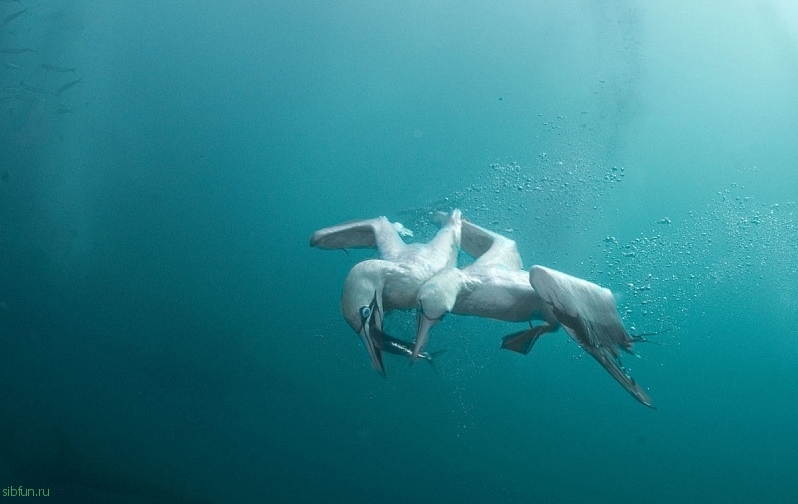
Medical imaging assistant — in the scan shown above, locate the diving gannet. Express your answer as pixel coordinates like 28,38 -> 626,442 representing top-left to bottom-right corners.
413,215 -> 652,407
310,210 -> 462,377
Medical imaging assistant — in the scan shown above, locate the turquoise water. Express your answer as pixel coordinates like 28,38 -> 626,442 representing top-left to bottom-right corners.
1,1 -> 797,503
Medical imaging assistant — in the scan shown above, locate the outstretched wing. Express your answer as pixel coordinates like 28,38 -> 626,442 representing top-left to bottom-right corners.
309,217 -> 406,260
459,218 -> 523,271
529,265 -> 652,407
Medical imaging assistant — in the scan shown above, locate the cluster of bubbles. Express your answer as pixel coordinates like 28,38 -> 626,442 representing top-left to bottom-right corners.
591,184 -> 798,333
399,116 -> 629,247
403,152 -> 798,341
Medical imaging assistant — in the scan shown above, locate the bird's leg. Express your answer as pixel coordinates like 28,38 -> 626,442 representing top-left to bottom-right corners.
500,322 -> 557,355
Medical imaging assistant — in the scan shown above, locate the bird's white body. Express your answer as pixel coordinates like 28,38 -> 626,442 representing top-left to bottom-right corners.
310,211 -> 462,376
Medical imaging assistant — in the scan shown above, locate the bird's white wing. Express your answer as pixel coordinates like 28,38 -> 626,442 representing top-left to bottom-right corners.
460,219 -> 523,271
529,265 -> 652,407
309,217 -> 407,260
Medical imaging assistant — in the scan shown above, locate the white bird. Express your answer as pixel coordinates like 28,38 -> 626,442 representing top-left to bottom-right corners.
413,216 -> 653,407
310,210 -> 462,377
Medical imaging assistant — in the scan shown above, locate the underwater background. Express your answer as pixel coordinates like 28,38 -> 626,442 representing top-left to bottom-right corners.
1,1 -> 797,503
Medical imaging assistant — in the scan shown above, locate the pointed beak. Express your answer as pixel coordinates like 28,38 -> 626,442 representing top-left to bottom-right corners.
359,299 -> 386,377
360,323 -> 386,378
412,308 -> 440,362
